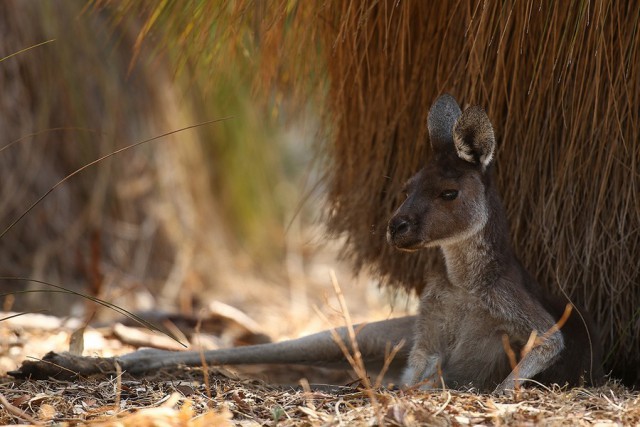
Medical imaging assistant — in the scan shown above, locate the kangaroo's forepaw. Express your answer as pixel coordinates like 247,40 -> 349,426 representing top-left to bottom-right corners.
494,378 -> 524,396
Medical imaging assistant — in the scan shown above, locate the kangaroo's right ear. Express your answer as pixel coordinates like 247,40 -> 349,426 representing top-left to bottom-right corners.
428,94 -> 462,152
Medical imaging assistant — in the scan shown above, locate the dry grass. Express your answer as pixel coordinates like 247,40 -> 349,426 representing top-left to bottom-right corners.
1,369 -> 638,425
0,312 -> 638,425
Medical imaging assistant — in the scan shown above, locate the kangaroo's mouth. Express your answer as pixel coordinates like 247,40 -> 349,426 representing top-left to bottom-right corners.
387,232 -> 425,252
394,245 -> 421,253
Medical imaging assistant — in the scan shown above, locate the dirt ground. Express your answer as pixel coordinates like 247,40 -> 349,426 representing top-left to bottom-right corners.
1,364 -> 638,426
1,315 -> 638,426
0,243 -> 638,426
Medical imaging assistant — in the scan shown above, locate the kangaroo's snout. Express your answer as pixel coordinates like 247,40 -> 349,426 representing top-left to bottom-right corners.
387,214 -> 420,250
388,215 -> 411,239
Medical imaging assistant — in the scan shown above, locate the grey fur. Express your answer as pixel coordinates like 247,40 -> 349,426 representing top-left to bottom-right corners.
428,94 -> 462,152
387,94 -> 603,392
453,106 -> 495,169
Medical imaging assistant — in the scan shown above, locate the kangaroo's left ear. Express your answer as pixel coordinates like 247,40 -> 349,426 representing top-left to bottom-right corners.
452,106 -> 495,170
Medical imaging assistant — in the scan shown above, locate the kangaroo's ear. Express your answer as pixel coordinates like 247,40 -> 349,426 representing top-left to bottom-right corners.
452,106 -> 495,169
428,94 -> 462,152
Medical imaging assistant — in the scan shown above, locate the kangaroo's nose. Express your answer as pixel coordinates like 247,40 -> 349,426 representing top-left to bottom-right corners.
388,215 -> 412,239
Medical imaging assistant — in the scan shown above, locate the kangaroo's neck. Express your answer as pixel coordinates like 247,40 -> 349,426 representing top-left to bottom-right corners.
440,186 -> 516,289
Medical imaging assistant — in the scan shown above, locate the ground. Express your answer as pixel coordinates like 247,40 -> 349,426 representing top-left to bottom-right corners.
0,360 -> 637,425
0,242 -> 638,425
1,306 -> 638,425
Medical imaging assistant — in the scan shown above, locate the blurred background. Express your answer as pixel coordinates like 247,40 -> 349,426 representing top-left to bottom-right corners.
0,1 -> 638,386
0,0 -> 399,341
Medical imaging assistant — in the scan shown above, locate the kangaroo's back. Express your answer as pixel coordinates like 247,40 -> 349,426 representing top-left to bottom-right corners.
536,290 -> 605,387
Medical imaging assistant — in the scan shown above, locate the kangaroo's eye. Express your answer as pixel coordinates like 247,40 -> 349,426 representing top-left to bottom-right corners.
440,189 -> 459,201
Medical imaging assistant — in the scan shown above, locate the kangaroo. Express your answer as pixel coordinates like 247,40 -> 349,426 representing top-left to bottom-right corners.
387,94 -> 603,392
11,95 -> 603,393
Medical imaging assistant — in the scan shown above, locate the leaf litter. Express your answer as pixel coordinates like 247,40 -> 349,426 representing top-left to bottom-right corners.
0,311 -> 638,426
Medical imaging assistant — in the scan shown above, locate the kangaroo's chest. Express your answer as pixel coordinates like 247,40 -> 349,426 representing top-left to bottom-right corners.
422,284 -> 507,344
416,279 -> 516,388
